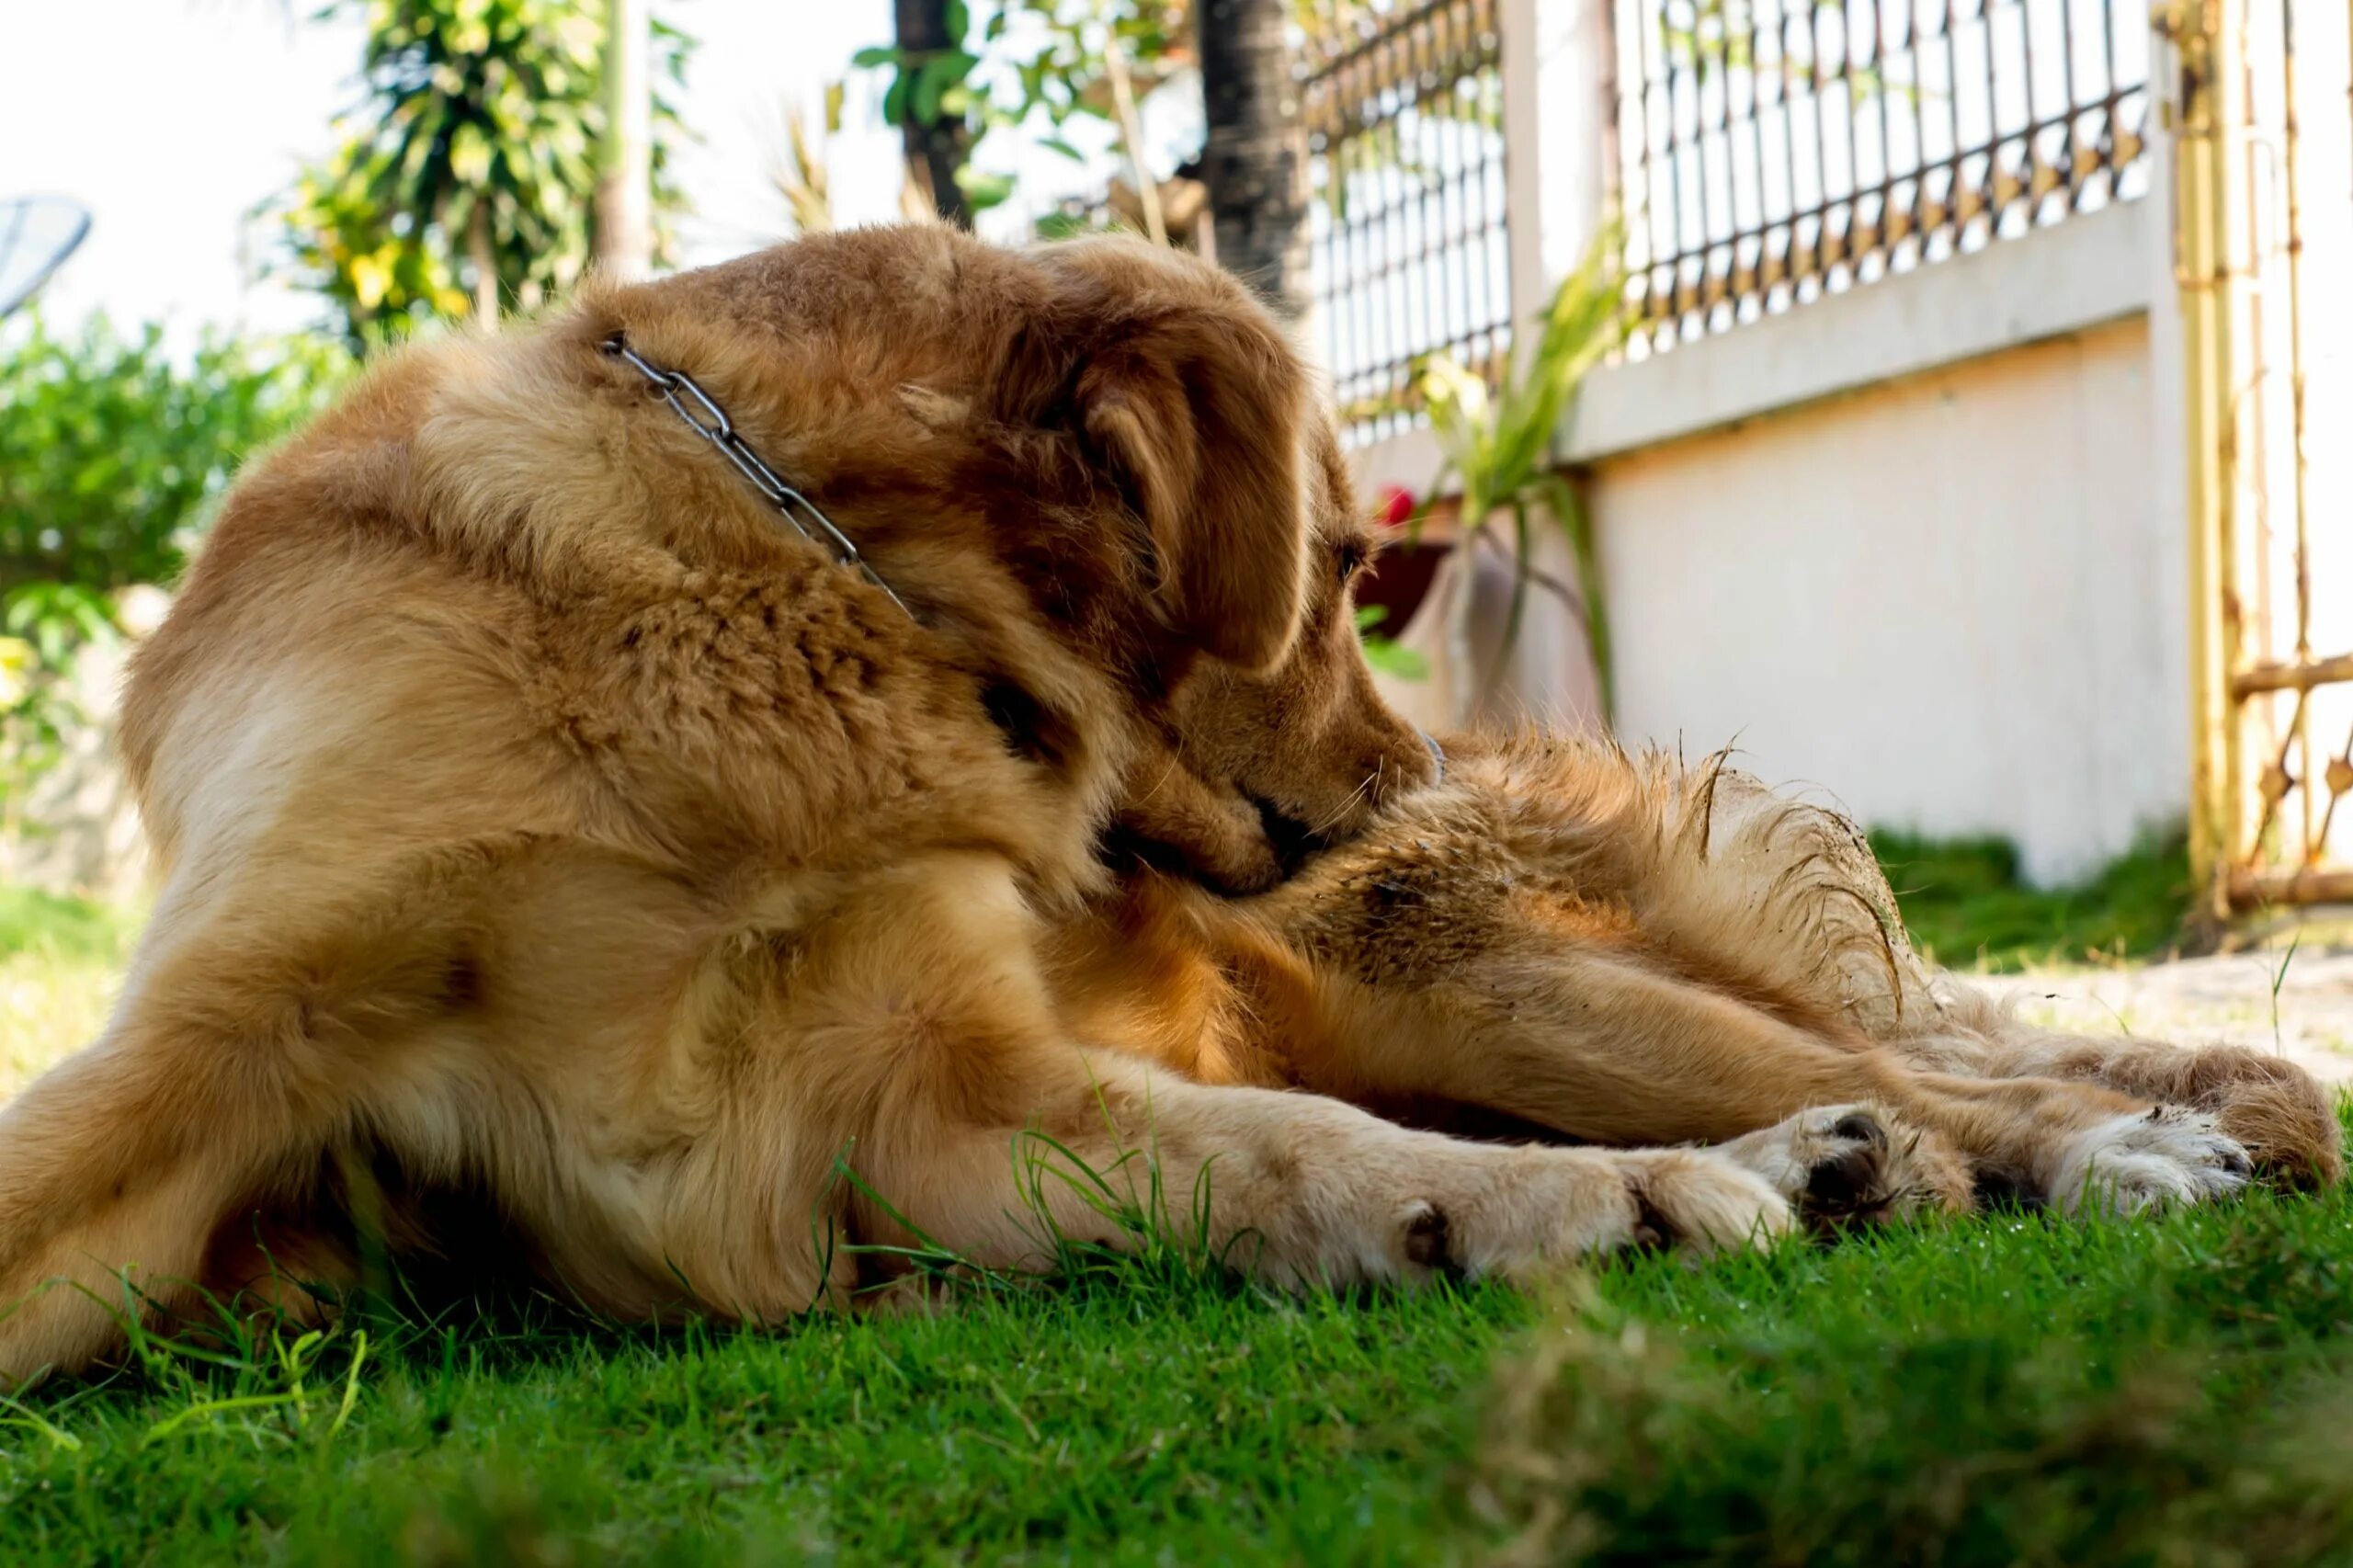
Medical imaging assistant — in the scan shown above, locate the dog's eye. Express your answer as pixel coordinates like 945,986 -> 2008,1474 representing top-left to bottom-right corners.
1335,540 -> 1370,587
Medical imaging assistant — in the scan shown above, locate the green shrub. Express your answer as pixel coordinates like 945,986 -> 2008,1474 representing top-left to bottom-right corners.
0,313 -> 349,781
0,312 -> 348,598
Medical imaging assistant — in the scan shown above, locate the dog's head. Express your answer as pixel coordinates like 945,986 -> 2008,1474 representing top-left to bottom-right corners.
1010,238 -> 1438,892
589,227 -> 1432,889
1107,422 -> 1440,892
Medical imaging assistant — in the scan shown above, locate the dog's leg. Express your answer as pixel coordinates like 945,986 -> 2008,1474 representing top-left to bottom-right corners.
700,851 -> 1792,1301
1300,949 -> 2250,1215
851,1053 -> 1796,1288
1894,1003 -> 2346,1192
0,1017 -> 332,1386
0,846 -> 520,1385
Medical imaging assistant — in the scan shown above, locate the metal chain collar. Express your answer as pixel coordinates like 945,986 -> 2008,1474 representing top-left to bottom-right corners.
600,333 -> 911,618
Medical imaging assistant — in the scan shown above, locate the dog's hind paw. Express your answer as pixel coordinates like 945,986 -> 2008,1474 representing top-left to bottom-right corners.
2052,1108 -> 2253,1216
1717,1105 -> 1974,1231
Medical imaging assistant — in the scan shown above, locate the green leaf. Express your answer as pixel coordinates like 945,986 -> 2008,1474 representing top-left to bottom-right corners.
449,122 -> 491,186
912,51 -> 978,126
850,44 -> 901,67
1355,607 -> 1428,680
1408,217 -> 1626,706
1361,637 -> 1430,681
1531,470 -> 1613,722
954,167 -> 1017,209
912,62 -> 948,126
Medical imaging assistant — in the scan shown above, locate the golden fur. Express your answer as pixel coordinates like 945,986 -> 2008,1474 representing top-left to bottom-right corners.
1058,732 -> 2342,1227
0,228 -> 2335,1384
0,226 -> 1450,1381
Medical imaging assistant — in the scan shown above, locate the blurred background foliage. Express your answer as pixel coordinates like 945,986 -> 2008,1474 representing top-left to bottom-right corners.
276,0 -> 695,348
0,314 -> 351,784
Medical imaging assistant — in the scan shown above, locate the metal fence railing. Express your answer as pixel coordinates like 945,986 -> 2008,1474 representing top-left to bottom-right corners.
1614,0 -> 2153,352
1302,0 -> 1514,440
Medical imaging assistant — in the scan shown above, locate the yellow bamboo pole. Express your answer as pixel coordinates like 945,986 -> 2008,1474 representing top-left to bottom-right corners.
2154,0 -> 2249,918
2171,0 -> 2242,921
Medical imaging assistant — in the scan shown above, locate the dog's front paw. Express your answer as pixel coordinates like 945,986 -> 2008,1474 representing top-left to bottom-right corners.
1395,1148 -> 1791,1287
1718,1105 -> 1973,1231
1616,1150 -> 1797,1256
2052,1108 -> 2253,1216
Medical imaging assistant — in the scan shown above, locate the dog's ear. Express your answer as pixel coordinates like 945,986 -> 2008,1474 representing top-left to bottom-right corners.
1069,312 -> 1312,674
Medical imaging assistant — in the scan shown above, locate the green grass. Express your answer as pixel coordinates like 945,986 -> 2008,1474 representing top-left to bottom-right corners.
0,888 -> 123,1100
9,863 -> 2351,1566
1872,830 -> 2194,972
0,885 -> 131,965
8,1166 -> 2353,1566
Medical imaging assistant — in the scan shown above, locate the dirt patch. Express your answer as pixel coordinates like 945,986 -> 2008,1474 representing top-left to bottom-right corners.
1978,947 -> 2353,1085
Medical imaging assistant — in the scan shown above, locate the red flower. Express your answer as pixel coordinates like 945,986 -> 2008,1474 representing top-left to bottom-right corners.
1375,483 -> 1416,530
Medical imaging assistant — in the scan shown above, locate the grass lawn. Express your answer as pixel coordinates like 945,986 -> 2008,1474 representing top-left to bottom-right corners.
1869,831 -> 2195,972
4,857 -> 2350,1566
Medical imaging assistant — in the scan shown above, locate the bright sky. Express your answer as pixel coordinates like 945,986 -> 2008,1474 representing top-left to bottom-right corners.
0,0 -> 912,339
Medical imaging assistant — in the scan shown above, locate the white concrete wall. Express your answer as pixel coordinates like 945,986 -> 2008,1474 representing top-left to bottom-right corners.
1341,183 -> 2195,884
1586,312 -> 2186,885
1323,0 -> 2205,887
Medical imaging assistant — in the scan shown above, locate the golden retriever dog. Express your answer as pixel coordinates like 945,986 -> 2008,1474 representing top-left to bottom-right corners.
2,226 -> 2336,1385
0,225 -> 1465,1382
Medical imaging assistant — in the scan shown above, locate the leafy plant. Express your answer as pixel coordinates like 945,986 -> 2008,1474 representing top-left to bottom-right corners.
853,0 -> 1191,221
276,0 -> 694,347
0,314 -> 348,786
0,316 -> 347,598
1354,605 -> 1429,681
1415,222 -> 1628,715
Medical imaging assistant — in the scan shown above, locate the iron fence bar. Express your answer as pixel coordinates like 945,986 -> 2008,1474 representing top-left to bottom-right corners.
1748,0 -> 1780,306
1304,0 -> 1512,438
1622,0 -> 2153,344
1629,98 -> 2129,329
1977,0 -> 2001,244
1940,0 -> 1967,249
2053,0 -> 2077,216
1884,0 -> 1904,247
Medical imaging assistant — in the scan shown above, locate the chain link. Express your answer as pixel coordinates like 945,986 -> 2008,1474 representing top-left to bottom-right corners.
600,334 -> 911,619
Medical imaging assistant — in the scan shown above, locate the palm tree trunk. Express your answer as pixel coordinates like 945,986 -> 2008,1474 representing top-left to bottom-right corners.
596,0 -> 654,278
1198,0 -> 1307,318
894,0 -> 974,228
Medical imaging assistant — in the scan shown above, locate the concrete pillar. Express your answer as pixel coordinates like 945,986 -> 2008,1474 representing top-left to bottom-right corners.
1500,0 -> 1617,329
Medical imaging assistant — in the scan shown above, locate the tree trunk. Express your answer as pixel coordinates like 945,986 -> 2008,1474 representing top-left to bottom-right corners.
894,0 -> 974,228
1198,0 -> 1308,318
595,0 -> 654,278
466,200 -> 499,324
